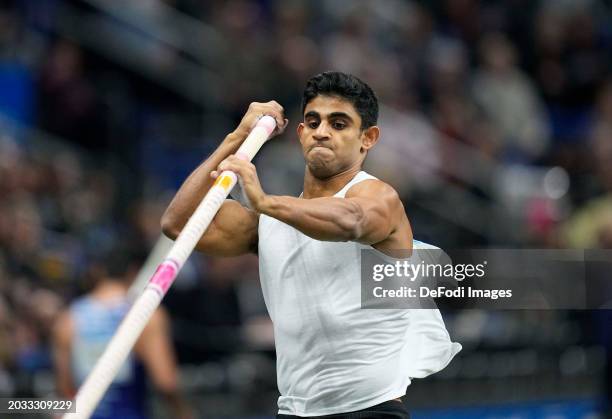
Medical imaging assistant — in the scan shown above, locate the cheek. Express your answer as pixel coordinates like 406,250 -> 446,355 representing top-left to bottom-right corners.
298,130 -> 308,146
299,137 -> 309,152
345,135 -> 363,152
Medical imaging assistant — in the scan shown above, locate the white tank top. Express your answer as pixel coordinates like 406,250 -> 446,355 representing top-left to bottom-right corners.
258,171 -> 461,416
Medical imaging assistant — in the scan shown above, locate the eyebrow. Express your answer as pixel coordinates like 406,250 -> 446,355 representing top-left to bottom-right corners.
304,111 -> 354,122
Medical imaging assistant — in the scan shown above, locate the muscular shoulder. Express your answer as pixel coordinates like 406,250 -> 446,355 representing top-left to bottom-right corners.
346,178 -> 412,249
345,179 -> 402,208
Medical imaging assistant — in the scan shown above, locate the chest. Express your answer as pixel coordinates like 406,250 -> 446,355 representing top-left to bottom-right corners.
258,215 -> 362,281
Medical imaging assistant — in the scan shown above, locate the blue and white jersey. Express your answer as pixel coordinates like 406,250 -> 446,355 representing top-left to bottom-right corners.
70,295 -> 148,419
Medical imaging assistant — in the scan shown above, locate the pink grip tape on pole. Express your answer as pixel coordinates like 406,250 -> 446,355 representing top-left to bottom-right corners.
149,259 -> 179,296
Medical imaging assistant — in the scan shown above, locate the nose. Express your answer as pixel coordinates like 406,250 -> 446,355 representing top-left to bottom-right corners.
313,121 -> 331,140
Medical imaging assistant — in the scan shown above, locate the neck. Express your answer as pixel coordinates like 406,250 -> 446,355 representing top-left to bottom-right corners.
302,163 -> 362,199
91,280 -> 127,300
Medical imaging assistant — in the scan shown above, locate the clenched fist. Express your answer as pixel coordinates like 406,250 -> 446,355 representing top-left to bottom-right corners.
233,101 -> 289,140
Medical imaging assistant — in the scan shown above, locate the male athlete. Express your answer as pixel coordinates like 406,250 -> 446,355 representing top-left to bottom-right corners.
162,72 -> 460,418
52,248 -> 192,419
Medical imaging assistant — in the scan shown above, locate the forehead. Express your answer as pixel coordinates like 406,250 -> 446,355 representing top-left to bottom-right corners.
303,95 -> 360,120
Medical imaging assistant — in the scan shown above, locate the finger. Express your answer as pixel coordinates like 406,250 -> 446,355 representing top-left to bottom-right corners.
210,170 -> 218,179
274,115 -> 285,131
262,110 -> 283,131
218,155 -> 239,169
268,100 -> 283,110
272,117 -> 289,135
225,154 -> 249,165
248,102 -> 262,111
279,118 -> 289,132
218,159 -> 246,175
256,111 -> 284,133
249,103 -> 284,132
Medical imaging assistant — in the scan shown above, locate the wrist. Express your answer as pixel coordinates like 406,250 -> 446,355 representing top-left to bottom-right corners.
228,128 -> 248,143
256,194 -> 274,214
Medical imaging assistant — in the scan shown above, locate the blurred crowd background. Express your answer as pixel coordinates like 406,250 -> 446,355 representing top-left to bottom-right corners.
1,0 -> 611,417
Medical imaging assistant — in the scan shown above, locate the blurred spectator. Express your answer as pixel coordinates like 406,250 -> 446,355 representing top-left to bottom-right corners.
37,40 -> 106,150
562,81 -> 612,248
532,1 -> 610,143
366,103 -> 442,197
472,32 -> 550,161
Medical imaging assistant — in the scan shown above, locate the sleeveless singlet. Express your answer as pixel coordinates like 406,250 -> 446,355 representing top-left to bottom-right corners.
257,171 -> 461,416
71,296 -> 147,419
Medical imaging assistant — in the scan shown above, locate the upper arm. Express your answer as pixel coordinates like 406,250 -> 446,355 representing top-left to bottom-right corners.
163,199 -> 259,257
134,307 -> 178,394
344,180 -> 404,245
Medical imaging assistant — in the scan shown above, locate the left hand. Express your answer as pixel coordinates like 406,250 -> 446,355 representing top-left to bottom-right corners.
212,155 -> 268,212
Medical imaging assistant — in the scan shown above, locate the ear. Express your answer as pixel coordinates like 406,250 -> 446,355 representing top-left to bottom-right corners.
360,126 -> 380,152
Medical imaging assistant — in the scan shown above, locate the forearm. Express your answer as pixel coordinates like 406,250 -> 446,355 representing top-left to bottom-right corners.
53,356 -> 76,398
162,132 -> 244,233
259,195 -> 363,241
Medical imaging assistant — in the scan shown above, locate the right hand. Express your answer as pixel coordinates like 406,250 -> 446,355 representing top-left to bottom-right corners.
233,101 -> 289,140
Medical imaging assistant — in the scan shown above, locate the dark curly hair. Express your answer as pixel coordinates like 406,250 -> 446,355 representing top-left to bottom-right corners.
301,71 -> 379,129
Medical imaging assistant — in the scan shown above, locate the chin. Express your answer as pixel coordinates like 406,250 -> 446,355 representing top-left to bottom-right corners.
307,161 -> 336,179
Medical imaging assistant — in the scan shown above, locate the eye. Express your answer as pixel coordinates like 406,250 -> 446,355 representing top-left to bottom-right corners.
307,120 -> 319,129
332,120 -> 346,130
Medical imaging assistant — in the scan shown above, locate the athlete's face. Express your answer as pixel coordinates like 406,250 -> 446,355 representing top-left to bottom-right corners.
297,95 -> 379,179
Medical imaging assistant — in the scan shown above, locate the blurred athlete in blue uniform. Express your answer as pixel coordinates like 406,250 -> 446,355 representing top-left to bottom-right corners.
52,248 -> 192,419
